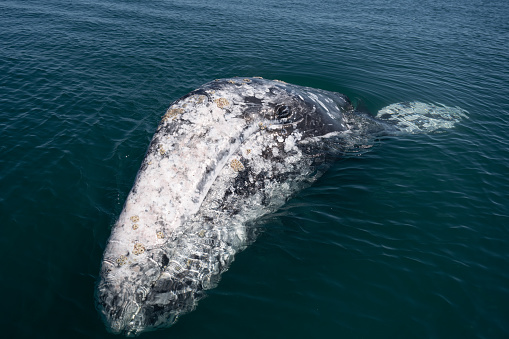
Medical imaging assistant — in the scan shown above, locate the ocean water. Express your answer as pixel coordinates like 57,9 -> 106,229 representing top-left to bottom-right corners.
1,0 -> 508,338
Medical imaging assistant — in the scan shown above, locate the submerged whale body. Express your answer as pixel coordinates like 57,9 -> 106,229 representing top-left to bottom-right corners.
97,77 -> 466,336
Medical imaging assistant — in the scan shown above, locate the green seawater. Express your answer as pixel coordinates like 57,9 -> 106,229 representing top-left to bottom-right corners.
1,0 -> 508,338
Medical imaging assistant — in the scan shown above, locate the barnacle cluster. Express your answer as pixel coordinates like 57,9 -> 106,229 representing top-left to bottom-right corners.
130,215 -> 140,231
133,243 -> 145,255
117,255 -> 127,266
230,158 -> 244,172
214,98 -> 229,108
156,231 -> 165,239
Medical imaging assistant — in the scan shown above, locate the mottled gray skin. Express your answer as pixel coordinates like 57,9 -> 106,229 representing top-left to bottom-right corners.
96,77 -> 465,336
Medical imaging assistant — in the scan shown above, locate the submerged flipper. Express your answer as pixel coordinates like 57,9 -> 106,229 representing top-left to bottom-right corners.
376,102 -> 468,134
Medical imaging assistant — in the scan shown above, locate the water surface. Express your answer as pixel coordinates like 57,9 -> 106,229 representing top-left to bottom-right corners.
1,0 -> 508,338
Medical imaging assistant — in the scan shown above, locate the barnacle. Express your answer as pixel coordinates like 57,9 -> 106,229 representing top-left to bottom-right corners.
162,107 -> 184,122
230,158 -> 244,172
117,255 -> 127,266
243,78 -> 251,82
214,98 -> 229,108
132,224 -> 139,230
159,147 -> 165,155
133,243 -> 145,255
156,231 -> 164,239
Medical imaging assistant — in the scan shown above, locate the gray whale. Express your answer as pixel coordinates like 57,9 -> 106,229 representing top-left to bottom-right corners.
97,77 -> 466,335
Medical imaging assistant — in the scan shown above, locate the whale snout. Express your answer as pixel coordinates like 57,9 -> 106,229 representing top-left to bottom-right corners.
96,282 -> 138,334
97,271 -> 198,336
97,288 -> 155,337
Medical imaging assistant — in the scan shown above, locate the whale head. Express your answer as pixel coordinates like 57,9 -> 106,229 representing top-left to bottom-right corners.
96,77 -> 362,336
96,78 -> 466,336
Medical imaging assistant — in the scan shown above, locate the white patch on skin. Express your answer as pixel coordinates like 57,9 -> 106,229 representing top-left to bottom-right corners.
271,147 -> 279,157
307,92 -> 328,112
284,133 -> 301,153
